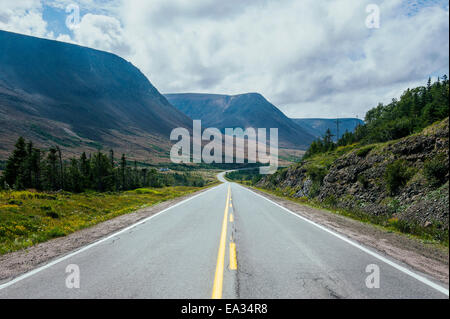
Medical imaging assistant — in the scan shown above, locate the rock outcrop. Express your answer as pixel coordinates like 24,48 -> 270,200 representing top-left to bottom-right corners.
258,118 -> 449,230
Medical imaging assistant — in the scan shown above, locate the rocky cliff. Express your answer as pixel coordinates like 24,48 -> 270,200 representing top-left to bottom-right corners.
258,118 -> 449,235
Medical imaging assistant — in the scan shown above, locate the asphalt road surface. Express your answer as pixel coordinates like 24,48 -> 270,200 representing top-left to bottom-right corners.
0,173 -> 448,299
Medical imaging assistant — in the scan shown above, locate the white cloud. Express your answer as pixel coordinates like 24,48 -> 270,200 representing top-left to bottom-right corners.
1,0 -> 448,118
0,0 -> 50,37
45,0 -> 121,14
68,13 -> 132,56
113,0 -> 449,118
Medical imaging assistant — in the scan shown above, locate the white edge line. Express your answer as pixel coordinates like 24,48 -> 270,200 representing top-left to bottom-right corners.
0,183 -> 224,291
235,183 -> 449,296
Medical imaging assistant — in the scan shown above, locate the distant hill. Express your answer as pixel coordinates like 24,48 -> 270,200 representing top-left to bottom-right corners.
0,30 -> 192,161
165,93 -> 316,150
291,118 -> 364,141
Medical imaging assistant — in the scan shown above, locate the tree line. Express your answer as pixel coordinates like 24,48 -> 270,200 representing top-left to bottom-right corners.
0,138 -> 206,192
303,128 -> 336,159
304,76 -> 449,158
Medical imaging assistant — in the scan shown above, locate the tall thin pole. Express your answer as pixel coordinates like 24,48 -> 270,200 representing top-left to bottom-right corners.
336,118 -> 340,143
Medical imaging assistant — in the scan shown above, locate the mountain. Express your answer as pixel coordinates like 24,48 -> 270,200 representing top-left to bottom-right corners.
0,30 -> 191,161
291,118 -> 364,141
165,93 -> 315,150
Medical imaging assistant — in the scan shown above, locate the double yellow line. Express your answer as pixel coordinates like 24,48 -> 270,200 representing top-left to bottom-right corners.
211,184 -> 237,299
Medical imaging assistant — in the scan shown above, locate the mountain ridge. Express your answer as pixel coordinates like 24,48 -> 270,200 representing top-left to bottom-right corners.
0,30 -> 191,161
290,118 -> 364,141
165,92 -> 316,150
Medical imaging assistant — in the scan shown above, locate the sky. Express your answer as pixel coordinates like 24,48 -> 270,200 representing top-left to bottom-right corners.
0,0 -> 448,119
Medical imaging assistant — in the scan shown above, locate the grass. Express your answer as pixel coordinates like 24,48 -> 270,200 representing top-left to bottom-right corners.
299,143 -> 361,174
29,124 -> 82,148
0,183 -> 218,255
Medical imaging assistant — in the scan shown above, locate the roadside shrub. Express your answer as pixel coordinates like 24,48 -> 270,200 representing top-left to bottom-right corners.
356,145 -> 374,158
388,218 -> 414,234
45,211 -> 60,219
8,199 -> 23,206
307,166 -> 327,185
387,218 -> 448,245
14,225 -> 27,235
32,193 -> 57,200
384,160 -> 415,195
423,153 -> 448,188
308,181 -> 321,198
251,175 -> 262,185
225,169 -> 262,186
305,166 -> 328,198
387,198 -> 401,214
281,168 -> 289,179
193,180 -> 205,187
357,174 -> 369,188
47,227 -> 66,238
323,195 -> 338,207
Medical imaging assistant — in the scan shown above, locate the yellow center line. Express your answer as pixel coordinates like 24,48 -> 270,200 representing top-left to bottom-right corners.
229,242 -> 237,270
229,213 -> 234,222
211,184 -> 231,299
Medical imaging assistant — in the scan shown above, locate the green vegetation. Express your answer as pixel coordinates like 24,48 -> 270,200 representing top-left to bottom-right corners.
240,77 -> 449,247
356,145 -> 375,157
343,76 -> 448,145
303,128 -> 336,159
0,138 -> 222,254
29,124 -> 81,148
225,169 -> 263,185
304,76 -> 449,158
357,174 -> 369,188
0,137 -> 211,192
252,122 -> 449,246
292,76 -> 449,202
241,184 -> 448,247
423,153 -> 449,187
0,186 -> 212,254
261,144 -> 359,195
384,160 -> 416,195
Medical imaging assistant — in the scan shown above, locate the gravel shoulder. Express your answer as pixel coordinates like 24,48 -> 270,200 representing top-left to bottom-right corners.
247,186 -> 449,285
0,186 -> 217,282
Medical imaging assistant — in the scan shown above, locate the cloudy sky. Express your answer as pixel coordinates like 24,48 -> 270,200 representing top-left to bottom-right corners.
0,0 -> 448,118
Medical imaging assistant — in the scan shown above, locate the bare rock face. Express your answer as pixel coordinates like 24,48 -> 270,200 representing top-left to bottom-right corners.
259,118 -> 449,229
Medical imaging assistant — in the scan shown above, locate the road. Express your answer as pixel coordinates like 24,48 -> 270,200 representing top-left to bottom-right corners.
0,173 -> 448,299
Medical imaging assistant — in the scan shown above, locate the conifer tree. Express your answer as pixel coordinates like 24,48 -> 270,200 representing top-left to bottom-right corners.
3,137 -> 27,189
